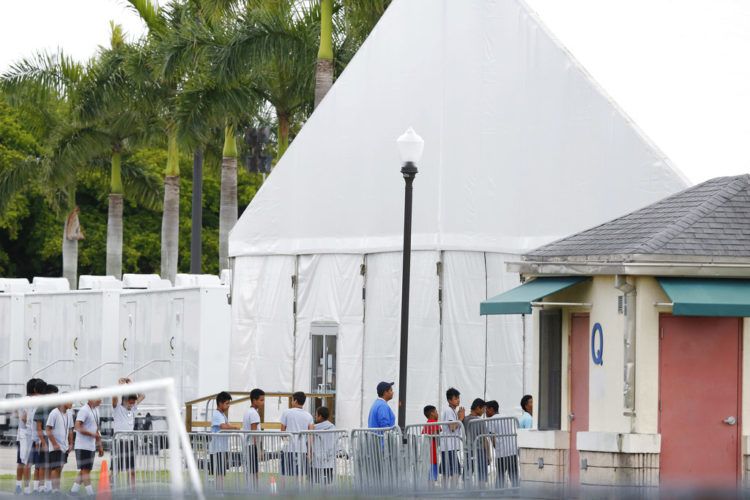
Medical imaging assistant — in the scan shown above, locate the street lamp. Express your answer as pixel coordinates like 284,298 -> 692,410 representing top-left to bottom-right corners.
396,127 -> 424,429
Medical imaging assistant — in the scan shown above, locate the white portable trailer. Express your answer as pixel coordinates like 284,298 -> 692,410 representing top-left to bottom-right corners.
2,274 -> 231,409
117,285 -> 231,406
0,280 -> 31,398
22,289 -> 121,392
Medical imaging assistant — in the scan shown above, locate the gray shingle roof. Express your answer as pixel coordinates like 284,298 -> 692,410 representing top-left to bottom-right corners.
525,174 -> 750,261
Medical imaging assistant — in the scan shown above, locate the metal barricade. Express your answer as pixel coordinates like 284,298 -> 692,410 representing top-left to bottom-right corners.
189,432 -> 251,494
465,416 -> 520,491
350,426 -> 403,493
404,420 -> 467,492
297,429 -> 352,492
112,421 -> 517,497
239,431 -> 293,495
111,431 -> 173,495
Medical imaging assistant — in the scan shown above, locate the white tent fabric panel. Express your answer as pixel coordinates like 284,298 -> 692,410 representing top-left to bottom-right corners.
361,253 -> 401,424
230,256 -> 295,394
485,253 -> 526,416
229,0 -> 688,258
441,252 -> 488,407
361,251 -> 441,426
293,254 -> 364,429
402,251 -> 441,423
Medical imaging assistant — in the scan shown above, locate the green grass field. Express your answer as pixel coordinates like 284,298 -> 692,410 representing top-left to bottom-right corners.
1,470 -> 99,492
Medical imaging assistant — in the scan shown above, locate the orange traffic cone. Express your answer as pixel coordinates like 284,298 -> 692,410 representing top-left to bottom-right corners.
97,459 -> 112,500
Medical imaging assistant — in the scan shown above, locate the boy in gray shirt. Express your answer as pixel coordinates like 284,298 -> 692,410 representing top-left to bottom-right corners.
312,407 -> 336,484
463,398 -> 488,484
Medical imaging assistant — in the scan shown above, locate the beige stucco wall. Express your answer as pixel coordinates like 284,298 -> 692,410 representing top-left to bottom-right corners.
532,275 -> 749,446
633,276 -> 670,434
525,273 -> 750,487
540,276 -> 672,436
547,276 -> 631,433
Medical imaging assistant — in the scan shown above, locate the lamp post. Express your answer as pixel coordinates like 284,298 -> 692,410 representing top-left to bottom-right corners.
396,127 -> 424,429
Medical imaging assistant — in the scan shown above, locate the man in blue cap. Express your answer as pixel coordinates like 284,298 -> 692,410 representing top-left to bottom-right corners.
368,381 -> 396,428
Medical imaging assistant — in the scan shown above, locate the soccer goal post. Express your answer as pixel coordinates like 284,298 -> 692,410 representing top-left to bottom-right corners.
0,377 -> 203,499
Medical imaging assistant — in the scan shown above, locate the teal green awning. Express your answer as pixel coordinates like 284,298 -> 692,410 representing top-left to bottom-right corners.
480,276 -> 588,315
657,278 -> 750,317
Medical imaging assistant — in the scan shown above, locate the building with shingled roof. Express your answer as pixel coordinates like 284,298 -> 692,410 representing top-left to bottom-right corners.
481,174 -> 750,492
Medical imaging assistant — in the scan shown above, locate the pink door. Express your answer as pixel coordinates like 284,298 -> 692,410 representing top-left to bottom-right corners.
659,315 -> 741,487
569,314 -> 590,486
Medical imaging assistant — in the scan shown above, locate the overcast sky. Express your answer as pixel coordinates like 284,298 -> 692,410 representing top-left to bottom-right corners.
1,0 -> 749,185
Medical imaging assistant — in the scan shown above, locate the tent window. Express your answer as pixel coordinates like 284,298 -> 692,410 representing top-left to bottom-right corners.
538,309 -> 562,430
310,322 -> 337,420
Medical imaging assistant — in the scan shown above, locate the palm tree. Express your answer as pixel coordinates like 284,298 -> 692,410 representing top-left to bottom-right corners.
1,50 -> 87,288
77,23 -> 162,278
315,0 -> 334,107
219,0 -> 392,161
167,0 -> 263,272
123,0 -> 187,284
2,46 -> 162,287
219,123 -> 238,270
219,0 -> 318,161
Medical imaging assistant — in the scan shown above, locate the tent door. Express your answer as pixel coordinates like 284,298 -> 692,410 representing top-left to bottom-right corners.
310,321 -> 338,422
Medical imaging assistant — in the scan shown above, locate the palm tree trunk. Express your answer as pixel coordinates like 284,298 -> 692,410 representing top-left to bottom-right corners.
62,188 -> 80,290
161,130 -> 180,284
277,112 -> 291,161
315,0 -> 334,108
219,125 -> 238,271
106,149 -> 124,278
190,148 -> 203,274
62,226 -> 78,290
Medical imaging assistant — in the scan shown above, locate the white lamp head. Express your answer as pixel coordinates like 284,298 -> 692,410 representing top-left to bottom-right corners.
396,127 -> 424,164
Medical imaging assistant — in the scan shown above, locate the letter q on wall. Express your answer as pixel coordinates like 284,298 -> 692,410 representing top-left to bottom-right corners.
591,323 -> 603,366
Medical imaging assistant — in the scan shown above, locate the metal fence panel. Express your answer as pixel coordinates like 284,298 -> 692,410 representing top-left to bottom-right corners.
189,432 -> 250,494
111,420 -> 519,497
111,431 -> 174,495
350,426 -> 403,494
404,420 -> 467,492
465,416 -> 520,491
296,429 -> 352,492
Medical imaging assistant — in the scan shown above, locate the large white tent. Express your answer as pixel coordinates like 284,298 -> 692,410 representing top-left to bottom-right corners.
228,0 -> 689,427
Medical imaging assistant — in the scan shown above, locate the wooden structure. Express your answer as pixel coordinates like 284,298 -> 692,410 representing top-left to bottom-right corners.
184,391 -> 335,432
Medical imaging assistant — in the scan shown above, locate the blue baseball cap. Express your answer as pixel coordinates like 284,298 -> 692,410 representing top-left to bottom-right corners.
377,381 -> 395,395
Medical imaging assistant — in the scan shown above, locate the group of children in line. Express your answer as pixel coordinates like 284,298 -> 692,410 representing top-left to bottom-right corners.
422,388 -> 534,487
208,389 -> 337,489
14,377 -> 143,496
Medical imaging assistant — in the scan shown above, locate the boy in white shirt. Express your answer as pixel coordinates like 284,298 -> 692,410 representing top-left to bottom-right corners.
242,388 -> 265,479
15,378 -> 38,495
112,377 -> 145,489
280,392 -> 314,477
440,387 -> 465,486
210,391 -> 239,491
72,396 -> 104,496
46,399 -> 73,493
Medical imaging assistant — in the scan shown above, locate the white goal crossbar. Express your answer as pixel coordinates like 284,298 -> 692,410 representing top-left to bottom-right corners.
0,377 -> 203,499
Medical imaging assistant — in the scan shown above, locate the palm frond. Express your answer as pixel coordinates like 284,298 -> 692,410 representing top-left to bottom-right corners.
0,157 -> 40,214
1,49 -> 83,102
120,159 -> 163,210
123,0 -> 166,35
